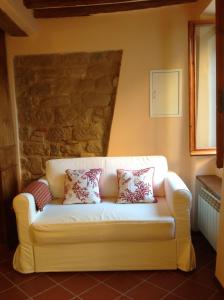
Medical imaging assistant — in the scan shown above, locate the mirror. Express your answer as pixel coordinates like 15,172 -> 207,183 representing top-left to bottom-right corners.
189,20 -> 216,155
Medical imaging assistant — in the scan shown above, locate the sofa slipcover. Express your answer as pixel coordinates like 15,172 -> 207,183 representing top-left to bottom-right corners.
13,156 -> 196,273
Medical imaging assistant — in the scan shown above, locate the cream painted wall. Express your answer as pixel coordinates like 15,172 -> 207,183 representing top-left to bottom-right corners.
6,0 -> 217,225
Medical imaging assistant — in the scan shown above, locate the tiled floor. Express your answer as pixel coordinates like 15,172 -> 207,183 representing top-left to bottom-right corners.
0,232 -> 223,300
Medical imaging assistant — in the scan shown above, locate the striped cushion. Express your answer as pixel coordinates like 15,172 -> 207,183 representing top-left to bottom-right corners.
23,181 -> 52,211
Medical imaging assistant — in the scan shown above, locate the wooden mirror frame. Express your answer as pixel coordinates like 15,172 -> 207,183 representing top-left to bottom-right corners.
188,20 -> 216,156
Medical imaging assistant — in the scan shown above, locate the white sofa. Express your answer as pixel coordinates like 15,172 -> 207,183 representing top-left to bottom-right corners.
13,156 -> 196,273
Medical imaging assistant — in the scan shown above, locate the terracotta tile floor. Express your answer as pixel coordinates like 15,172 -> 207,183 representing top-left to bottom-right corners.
0,232 -> 223,300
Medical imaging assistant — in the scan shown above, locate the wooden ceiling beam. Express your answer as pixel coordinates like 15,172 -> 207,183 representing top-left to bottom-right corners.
33,0 -> 197,18
24,0 -> 132,9
0,9 -> 27,36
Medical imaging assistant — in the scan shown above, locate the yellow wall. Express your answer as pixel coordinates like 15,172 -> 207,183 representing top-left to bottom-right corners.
6,0 -> 217,226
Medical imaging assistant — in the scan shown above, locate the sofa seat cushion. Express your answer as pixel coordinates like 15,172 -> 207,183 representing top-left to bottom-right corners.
31,198 -> 175,245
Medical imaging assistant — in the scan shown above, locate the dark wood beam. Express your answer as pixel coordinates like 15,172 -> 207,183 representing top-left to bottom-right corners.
24,0 -> 132,9
0,9 -> 27,36
33,0 -> 197,18
216,0 -> 224,168
0,29 -> 18,246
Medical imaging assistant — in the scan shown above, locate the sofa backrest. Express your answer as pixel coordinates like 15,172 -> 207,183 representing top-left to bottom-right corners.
46,156 -> 168,199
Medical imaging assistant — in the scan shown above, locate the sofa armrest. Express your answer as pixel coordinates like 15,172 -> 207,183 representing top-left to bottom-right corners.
164,171 -> 192,222
164,171 -> 195,271
13,176 -> 49,273
13,192 -> 40,273
13,193 -> 39,244
13,175 -> 50,243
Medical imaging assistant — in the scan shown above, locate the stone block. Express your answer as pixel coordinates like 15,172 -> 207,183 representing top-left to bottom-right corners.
89,52 -> 106,63
30,97 -> 42,107
86,141 -> 103,153
30,130 -> 46,143
19,127 -> 31,141
31,174 -> 45,181
29,156 -> 43,175
34,109 -> 55,126
60,143 -> 82,156
70,93 -> 82,105
41,95 -> 71,107
95,76 -> 113,93
105,50 -> 123,63
87,62 -> 113,79
112,76 -> 119,88
81,108 -> 94,121
47,127 -> 72,142
82,93 -> 111,107
15,54 -> 59,68
17,94 -> 40,110
20,157 -> 31,170
73,121 -> 104,141
94,107 -> 104,118
23,142 -> 47,156
54,79 -> 75,95
104,107 -> 112,119
110,63 -> 121,76
63,66 -> 87,79
20,109 -> 54,126
21,171 -> 31,187
29,83 -> 52,99
32,130 -> 45,137
15,69 -> 36,88
59,53 -> 90,66
80,152 -> 95,157
90,114 -> 100,125
78,79 -> 95,93
55,107 -> 79,126
30,135 -> 44,143
34,68 -> 59,80
41,157 -> 48,169
50,143 -> 61,156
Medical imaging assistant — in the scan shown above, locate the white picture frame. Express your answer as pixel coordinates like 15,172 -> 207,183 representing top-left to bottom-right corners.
150,69 -> 182,118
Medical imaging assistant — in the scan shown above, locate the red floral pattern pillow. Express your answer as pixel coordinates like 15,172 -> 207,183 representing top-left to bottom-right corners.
63,168 -> 102,204
117,168 -> 156,203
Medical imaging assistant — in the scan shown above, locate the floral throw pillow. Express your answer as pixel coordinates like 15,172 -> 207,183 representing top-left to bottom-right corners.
117,167 -> 156,203
63,168 -> 102,204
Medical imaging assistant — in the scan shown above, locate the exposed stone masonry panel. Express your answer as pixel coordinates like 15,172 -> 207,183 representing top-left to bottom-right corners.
14,51 -> 122,187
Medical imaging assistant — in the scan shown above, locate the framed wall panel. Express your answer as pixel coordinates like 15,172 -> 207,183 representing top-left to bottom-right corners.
150,69 -> 182,118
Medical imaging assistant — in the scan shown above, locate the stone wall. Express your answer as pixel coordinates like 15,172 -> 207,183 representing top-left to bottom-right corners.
14,50 -> 122,187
